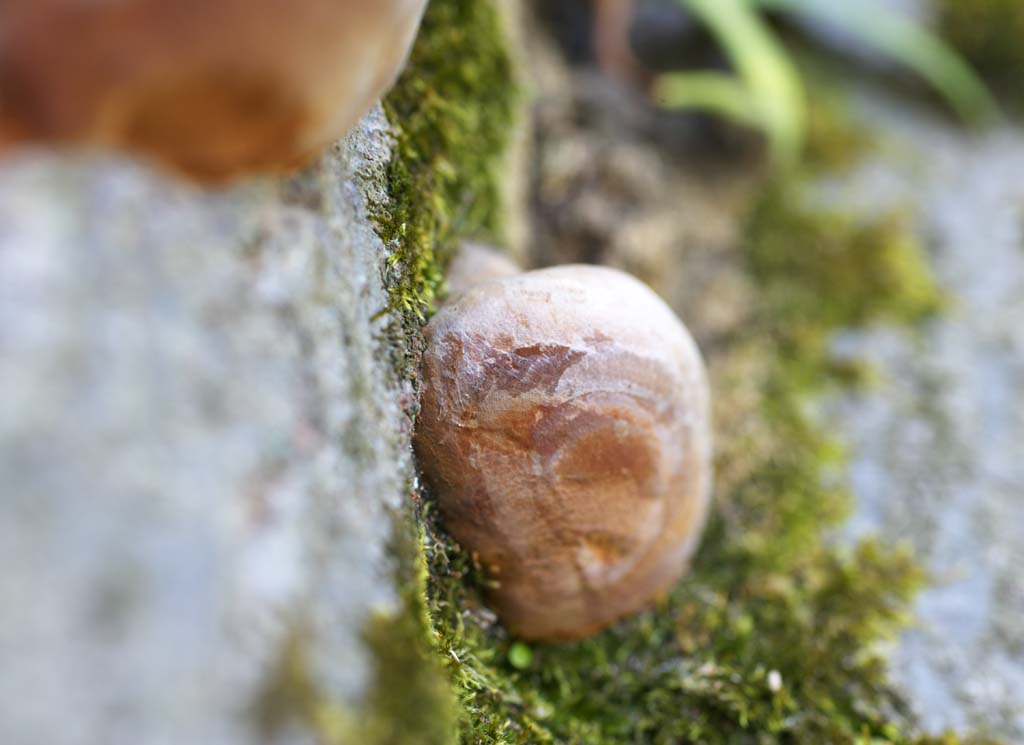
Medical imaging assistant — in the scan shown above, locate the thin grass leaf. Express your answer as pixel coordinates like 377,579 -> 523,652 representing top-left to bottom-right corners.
664,0 -> 807,164
751,0 -> 1000,124
653,71 -> 762,126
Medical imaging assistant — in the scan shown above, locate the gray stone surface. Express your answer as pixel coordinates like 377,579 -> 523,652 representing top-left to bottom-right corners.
820,92 -> 1024,740
0,108 -> 414,745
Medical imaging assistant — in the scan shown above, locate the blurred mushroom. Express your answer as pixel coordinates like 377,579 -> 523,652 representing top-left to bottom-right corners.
416,251 -> 712,640
0,0 -> 428,181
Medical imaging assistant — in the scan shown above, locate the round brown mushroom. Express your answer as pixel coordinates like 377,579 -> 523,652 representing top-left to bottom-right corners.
0,0 -> 428,181
415,262 -> 712,640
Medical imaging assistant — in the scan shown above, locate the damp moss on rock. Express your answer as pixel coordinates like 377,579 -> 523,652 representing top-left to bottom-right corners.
357,0 -> 520,742
358,506 -> 461,745
251,508 -> 458,745
373,2 -> 999,742
413,174 -> 988,743
376,0 -> 518,326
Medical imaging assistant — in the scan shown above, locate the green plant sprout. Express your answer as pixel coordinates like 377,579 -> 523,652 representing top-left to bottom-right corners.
654,0 -> 1000,164
656,0 -> 806,163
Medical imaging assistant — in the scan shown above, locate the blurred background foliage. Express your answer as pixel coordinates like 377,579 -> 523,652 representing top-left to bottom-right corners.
654,0 -> 998,163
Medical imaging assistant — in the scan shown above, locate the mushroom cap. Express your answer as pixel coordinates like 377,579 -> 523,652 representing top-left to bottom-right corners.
416,264 -> 712,640
0,0 -> 428,181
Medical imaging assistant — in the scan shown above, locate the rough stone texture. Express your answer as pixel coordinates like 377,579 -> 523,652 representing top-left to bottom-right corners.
820,90 -> 1024,740
0,108 -> 414,745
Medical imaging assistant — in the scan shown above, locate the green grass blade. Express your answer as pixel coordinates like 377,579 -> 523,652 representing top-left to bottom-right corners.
653,71 -> 762,126
751,0 -> 1000,124
667,0 -> 807,163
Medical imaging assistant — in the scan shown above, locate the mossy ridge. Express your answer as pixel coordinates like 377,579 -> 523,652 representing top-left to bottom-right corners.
938,0 -> 1024,111
375,4 -> 997,741
376,0 -> 517,332
418,174 -> 1001,742
251,505 -> 458,745
352,0 -> 517,742
359,503 -> 461,745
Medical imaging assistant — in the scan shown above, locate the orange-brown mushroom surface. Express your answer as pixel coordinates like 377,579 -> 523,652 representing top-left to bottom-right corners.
415,264 -> 712,640
0,0 -> 428,181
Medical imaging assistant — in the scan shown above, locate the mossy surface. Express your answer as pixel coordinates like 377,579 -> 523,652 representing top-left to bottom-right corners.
938,0 -> 1024,110
415,177 -> 984,743
354,1 -> 518,743
359,506 -> 461,745
252,507 -> 457,745
746,184 -> 944,391
372,2 -> 1001,743
376,0 -> 517,327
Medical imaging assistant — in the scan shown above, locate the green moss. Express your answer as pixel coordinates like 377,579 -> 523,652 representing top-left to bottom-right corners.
376,0 -> 518,327
414,175 -> 976,743
251,507 -> 457,745
802,79 -> 876,173
335,1 -> 517,741
371,2 -> 992,742
746,184 -> 944,394
938,0 -> 1024,109
360,505 -> 461,745
253,632 -> 343,741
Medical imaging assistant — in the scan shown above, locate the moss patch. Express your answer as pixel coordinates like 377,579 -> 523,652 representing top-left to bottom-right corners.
252,507 -> 457,745
376,0 -> 518,327
414,174 -> 985,743
359,505 -> 461,745
938,0 -> 1024,110
746,183 -> 944,392
373,2 -> 998,742
349,1 -> 519,742
358,0 -> 524,740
